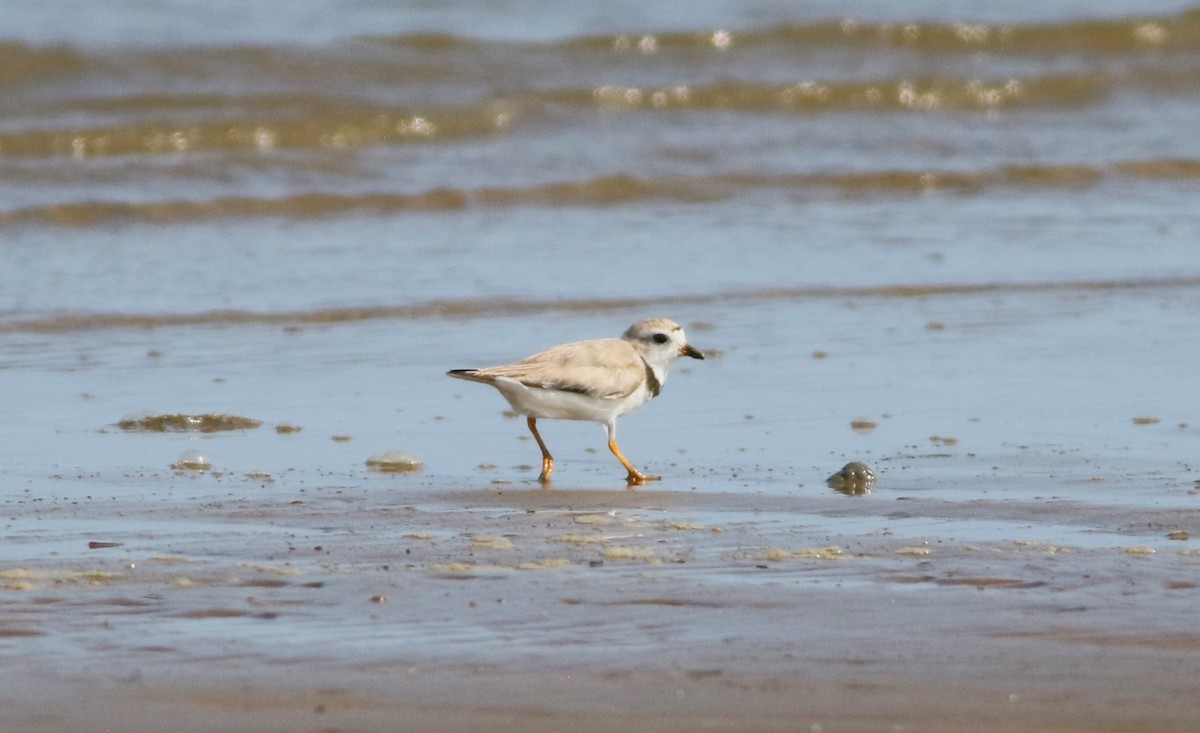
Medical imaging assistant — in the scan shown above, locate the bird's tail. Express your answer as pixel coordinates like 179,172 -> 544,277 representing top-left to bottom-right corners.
446,369 -> 495,384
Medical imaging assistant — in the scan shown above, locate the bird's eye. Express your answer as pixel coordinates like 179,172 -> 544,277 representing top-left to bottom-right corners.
652,333 -> 669,344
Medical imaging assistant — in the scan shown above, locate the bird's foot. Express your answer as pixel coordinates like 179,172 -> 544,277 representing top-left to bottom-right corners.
625,471 -> 661,487
537,456 -> 554,485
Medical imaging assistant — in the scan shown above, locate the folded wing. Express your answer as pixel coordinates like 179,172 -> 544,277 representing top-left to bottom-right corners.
466,338 -> 644,400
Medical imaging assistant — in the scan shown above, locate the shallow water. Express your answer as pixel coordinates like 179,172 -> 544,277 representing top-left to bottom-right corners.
3,1 -> 1200,730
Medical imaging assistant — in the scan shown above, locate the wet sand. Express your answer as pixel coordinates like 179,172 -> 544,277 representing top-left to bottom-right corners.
4,474 -> 1200,733
4,282 -> 1200,731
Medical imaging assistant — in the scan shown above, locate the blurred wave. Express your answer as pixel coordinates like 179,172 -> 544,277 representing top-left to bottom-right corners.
2,7 -> 1199,231
6,275 -> 1199,333
0,72 -> 1122,161
3,159 -> 1197,228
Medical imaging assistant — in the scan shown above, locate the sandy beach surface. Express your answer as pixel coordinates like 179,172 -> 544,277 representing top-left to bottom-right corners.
5,1 -> 1200,729
4,480 -> 1200,733
5,284 -> 1200,732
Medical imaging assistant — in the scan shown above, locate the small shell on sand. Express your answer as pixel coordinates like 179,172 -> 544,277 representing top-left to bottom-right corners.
172,449 -> 211,471
826,461 -> 876,495
365,450 -> 423,473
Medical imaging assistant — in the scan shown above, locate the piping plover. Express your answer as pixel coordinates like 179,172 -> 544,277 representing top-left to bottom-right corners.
448,317 -> 705,486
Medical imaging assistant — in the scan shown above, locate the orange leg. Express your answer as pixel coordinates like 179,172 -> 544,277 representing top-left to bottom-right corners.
606,422 -> 660,487
527,417 -> 554,484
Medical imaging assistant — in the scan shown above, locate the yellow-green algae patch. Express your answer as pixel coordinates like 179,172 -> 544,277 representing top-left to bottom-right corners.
764,547 -> 844,561
654,520 -> 707,531
429,562 -> 476,574
550,534 -> 606,545
572,513 -> 616,526
1,568 -> 124,590
516,558 -> 575,570
601,547 -> 659,562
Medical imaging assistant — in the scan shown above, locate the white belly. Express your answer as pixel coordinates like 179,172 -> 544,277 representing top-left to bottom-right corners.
489,377 -> 651,422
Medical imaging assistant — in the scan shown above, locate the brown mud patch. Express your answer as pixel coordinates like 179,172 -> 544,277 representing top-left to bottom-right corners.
118,413 -> 262,433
